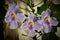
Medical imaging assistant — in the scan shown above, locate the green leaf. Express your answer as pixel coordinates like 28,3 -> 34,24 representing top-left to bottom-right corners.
42,32 -> 59,40
37,4 -> 48,15
51,27 -> 57,33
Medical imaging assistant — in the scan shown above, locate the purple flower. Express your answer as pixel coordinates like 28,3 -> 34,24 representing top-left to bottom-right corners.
38,9 -> 58,33
5,5 -> 25,29
21,15 -> 43,37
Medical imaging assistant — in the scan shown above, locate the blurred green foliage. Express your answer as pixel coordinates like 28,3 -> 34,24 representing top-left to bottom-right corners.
42,32 -> 59,40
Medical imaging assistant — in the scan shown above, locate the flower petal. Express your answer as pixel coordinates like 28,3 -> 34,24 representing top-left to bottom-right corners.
37,18 -> 43,24
16,13 -> 25,22
50,17 -> 58,26
45,8 -> 51,15
9,5 -> 19,14
9,20 -> 18,29
8,2 -> 15,9
34,22 -> 43,31
41,9 -> 51,19
5,16 -> 11,23
27,15 -> 36,21
11,7 -> 19,14
28,30 -> 35,37
21,21 -> 28,30
5,10 -> 11,17
43,22 -> 51,33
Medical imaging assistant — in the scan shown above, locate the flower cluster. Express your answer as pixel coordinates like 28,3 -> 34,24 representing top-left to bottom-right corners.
5,4 -> 58,37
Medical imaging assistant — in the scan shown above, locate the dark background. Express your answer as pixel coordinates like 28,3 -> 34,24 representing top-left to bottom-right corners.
0,0 -> 6,40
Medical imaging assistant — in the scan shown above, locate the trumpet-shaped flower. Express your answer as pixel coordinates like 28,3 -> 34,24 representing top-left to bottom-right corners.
5,4 -> 25,29
37,9 -> 58,33
21,15 -> 43,37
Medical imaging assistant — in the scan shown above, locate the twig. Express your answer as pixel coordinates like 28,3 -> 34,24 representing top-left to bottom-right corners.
19,7 -> 32,12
